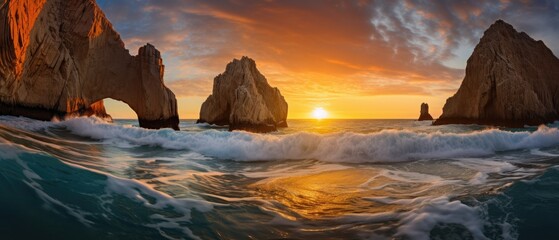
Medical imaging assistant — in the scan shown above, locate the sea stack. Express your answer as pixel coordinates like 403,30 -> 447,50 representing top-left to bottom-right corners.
418,103 -> 433,121
198,56 -> 288,132
434,20 -> 559,127
0,0 -> 179,130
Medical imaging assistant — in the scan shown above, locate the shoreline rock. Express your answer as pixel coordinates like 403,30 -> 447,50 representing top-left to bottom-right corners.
418,103 -> 434,121
0,0 -> 179,130
198,56 -> 288,132
434,20 -> 559,127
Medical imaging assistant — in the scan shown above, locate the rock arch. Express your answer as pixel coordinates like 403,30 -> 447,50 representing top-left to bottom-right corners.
0,0 -> 179,130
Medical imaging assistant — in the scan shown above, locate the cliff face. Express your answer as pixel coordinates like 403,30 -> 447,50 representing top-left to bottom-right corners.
434,20 -> 559,127
418,103 -> 433,121
0,0 -> 179,130
198,56 -> 288,132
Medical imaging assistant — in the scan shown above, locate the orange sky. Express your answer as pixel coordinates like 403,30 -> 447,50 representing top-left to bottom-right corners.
98,0 -> 559,119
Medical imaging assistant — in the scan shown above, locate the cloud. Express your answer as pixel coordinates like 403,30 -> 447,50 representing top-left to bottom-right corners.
97,0 -> 559,104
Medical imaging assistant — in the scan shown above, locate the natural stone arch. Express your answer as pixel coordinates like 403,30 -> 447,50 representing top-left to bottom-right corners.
81,44 -> 179,129
88,98 -> 150,124
0,0 -> 179,130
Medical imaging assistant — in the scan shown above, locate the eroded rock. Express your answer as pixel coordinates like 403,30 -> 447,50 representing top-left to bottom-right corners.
0,0 -> 179,130
418,103 -> 433,121
434,20 -> 559,127
198,56 -> 288,132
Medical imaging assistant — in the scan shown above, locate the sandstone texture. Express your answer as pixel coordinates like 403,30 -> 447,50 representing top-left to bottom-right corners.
0,0 -> 179,129
434,20 -> 559,127
198,56 -> 288,132
418,103 -> 433,121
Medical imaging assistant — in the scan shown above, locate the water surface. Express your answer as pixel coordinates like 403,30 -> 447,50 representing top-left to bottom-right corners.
1,117 -> 559,239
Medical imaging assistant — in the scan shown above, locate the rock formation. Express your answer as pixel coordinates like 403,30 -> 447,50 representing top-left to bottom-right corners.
434,20 -> 559,127
0,0 -> 179,130
418,103 -> 433,121
198,56 -> 288,132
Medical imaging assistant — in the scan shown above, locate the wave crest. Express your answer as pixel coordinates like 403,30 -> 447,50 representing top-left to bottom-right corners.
3,117 -> 559,163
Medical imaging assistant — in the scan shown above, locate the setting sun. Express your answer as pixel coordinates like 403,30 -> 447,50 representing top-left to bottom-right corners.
312,107 -> 328,120
3,1 -> 559,240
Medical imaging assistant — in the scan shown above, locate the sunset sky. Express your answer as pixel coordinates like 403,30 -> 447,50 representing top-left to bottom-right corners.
97,0 -> 559,119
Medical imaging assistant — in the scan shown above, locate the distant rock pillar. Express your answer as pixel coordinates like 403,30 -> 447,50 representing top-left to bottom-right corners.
418,103 -> 434,121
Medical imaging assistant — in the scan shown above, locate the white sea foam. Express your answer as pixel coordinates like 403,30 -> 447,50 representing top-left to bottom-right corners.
364,196 -> 431,205
450,158 -> 518,185
336,196 -> 494,239
0,137 -> 213,239
530,148 -> 559,157
396,197 -> 489,240
0,145 -> 95,226
105,175 -> 213,214
1,116 -> 548,239
2,116 -> 559,163
104,176 -> 213,240
0,115 -> 56,131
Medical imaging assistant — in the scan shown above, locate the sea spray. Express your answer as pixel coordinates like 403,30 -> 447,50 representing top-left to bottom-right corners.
0,116 -> 558,239
21,116 -> 559,163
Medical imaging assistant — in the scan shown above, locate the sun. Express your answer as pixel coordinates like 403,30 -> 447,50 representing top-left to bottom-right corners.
312,107 -> 328,120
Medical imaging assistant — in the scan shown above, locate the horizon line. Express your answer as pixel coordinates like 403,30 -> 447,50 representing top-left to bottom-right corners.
111,118 -> 426,120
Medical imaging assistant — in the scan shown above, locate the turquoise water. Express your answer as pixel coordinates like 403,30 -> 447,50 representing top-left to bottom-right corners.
0,117 -> 559,239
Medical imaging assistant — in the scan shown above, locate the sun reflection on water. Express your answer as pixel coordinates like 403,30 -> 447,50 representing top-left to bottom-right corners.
250,169 -> 439,219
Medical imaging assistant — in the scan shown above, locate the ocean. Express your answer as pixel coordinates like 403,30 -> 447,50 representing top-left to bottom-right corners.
1,117 -> 559,240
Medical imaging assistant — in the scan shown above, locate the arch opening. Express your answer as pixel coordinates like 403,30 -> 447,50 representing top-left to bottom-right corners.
102,98 -> 137,121
83,98 -> 179,130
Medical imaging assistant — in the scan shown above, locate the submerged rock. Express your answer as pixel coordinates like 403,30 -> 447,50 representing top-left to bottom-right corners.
198,56 -> 288,132
0,0 -> 179,130
434,20 -> 559,127
418,103 -> 433,121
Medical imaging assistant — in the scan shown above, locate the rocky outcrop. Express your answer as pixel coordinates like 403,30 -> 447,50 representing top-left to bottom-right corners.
418,103 -> 433,121
434,20 -> 559,127
198,56 -> 288,132
0,0 -> 179,130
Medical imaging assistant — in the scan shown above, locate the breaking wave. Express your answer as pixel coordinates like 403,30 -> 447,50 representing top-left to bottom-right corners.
2,116 -> 558,163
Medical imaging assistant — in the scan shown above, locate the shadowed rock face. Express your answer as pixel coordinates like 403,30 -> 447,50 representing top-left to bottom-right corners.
0,0 -> 179,130
418,103 -> 433,121
434,20 -> 559,127
198,56 -> 288,132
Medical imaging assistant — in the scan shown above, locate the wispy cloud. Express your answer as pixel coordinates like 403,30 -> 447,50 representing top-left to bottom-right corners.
98,0 -> 559,117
